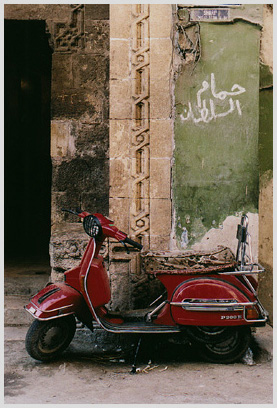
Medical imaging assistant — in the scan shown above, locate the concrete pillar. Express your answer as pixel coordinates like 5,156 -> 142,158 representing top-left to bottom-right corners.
109,4 -> 174,309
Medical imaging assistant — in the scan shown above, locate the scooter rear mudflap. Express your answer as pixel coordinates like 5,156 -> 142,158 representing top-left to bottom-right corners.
25,282 -> 91,322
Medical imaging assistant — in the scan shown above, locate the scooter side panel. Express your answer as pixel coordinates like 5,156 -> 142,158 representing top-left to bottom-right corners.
25,283 -> 88,321
170,276 -> 255,326
64,266 -> 82,292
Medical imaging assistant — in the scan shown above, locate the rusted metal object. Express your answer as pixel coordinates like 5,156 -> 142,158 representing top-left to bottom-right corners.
141,246 -> 237,275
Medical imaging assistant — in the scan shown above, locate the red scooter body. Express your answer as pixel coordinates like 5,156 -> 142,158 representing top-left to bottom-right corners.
25,210 -> 268,364
25,281 -> 89,320
154,273 -> 258,327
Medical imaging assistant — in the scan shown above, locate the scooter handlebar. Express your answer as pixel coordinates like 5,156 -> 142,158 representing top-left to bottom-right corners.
61,208 -> 90,218
62,208 -> 79,215
124,237 -> 143,250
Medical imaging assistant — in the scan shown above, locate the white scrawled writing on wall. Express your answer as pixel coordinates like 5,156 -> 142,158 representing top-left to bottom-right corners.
180,73 -> 246,124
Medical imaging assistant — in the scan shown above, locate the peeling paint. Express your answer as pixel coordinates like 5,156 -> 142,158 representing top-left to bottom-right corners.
192,213 -> 258,262
180,227 -> 188,248
173,5 -> 261,248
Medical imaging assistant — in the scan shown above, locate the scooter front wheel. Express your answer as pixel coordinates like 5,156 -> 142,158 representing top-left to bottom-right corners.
25,315 -> 76,361
197,326 -> 251,364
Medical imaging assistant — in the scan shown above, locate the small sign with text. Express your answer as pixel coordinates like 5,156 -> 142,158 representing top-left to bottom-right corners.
190,8 -> 230,22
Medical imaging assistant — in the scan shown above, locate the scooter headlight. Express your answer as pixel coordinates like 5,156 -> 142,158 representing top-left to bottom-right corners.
83,215 -> 102,238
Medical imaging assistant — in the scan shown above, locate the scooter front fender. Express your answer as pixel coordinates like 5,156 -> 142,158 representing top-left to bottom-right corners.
25,282 -> 88,321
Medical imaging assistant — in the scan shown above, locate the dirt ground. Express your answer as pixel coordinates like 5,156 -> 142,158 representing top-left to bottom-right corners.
4,324 -> 273,405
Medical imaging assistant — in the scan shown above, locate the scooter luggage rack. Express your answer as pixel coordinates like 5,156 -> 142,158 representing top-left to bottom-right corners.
219,262 -> 265,275
147,262 -> 265,276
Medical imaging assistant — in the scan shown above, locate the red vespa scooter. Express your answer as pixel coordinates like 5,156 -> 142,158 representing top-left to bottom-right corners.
25,210 -> 268,364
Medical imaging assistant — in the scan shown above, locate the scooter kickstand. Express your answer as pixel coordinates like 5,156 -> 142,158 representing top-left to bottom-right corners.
130,336 -> 142,374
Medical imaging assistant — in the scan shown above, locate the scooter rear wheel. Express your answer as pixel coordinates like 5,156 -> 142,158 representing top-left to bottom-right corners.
186,325 -> 234,344
197,326 -> 251,364
25,315 -> 76,361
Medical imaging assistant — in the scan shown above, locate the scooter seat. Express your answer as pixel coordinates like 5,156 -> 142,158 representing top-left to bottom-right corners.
141,246 -> 237,276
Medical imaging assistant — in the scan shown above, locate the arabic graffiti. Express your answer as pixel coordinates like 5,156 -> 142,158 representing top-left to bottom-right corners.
180,73 -> 246,124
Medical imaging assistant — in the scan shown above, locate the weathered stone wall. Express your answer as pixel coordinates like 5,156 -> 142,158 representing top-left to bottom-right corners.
258,4 -> 273,324
49,5 -> 110,276
5,4 -> 110,277
49,5 -> 109,223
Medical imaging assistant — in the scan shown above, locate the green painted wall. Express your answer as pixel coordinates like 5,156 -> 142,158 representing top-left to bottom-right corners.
173,11 -> 262,248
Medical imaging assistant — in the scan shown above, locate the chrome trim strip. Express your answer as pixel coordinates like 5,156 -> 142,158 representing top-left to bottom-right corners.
170,301 -> 256,312
171,301 -> 255,307
29,300 -> 74,313
170,300 -> 268,322
219,271 -> 263,275
242,274 -> 257,296
149,294 -> 164,307
25,306 -> 74,321
219,263 -> 265,275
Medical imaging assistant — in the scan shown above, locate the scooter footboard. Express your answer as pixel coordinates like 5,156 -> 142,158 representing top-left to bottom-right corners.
25,282 -> 89,321
170,276 -> 267,326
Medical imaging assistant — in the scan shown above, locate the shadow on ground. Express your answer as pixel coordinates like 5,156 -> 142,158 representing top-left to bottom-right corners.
20,328 -> 270,371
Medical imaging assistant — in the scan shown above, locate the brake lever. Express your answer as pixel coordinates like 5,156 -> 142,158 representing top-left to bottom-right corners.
120,240 -> 130,254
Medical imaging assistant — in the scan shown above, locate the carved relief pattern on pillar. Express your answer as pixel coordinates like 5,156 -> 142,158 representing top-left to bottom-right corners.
130,4 -> 150,246
52,4 -> 85,52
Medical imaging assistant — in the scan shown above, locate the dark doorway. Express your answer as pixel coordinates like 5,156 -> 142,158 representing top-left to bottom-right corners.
4,20 -> 52,262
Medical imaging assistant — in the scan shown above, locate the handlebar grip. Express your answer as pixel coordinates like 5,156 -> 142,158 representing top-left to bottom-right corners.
124,237 -> 143,250
62,208 -> 83,216
62,208 -> 79,215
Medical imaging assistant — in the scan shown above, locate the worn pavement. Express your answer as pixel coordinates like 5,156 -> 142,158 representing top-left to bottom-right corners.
4,323 -> 273,404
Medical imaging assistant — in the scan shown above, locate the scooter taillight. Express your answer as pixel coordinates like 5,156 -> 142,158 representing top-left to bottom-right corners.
246,306 -> 259,320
